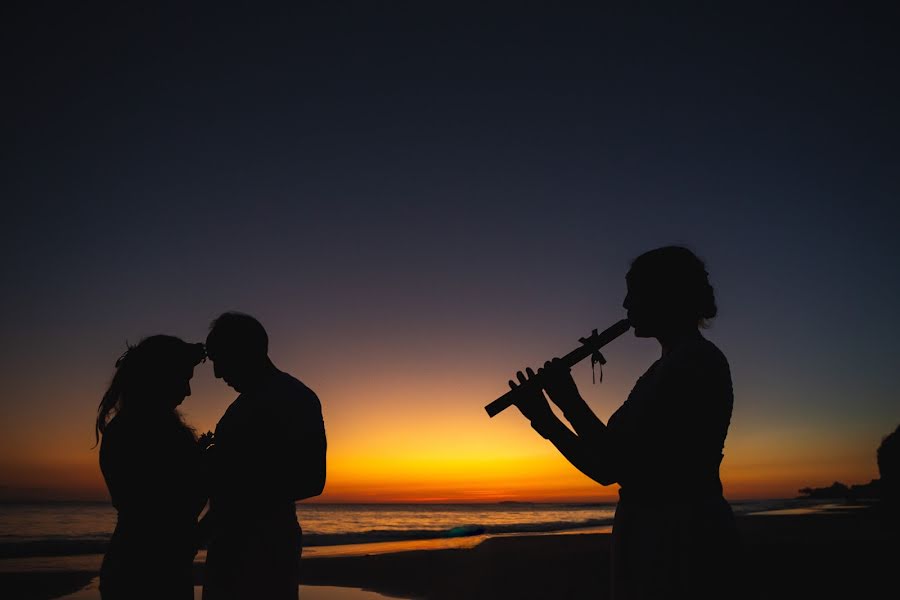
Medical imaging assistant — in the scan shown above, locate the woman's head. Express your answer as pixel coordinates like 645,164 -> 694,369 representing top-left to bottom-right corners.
623,246 -> 717,338
95,335 -> 206,443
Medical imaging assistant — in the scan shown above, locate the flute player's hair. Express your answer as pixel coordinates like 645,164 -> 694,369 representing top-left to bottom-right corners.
628,246 -> 717,326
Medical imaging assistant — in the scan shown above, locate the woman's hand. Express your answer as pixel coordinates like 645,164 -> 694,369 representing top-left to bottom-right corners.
539,358 -> 582,413
509,367 -> 555,425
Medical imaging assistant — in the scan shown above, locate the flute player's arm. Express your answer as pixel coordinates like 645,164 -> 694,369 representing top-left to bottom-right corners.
533,417 -> 616,486
510,368 -> 617,486
539,359 -> 608,440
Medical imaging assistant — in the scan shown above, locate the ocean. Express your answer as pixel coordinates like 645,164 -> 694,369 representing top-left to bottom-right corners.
0,499 -> 796,560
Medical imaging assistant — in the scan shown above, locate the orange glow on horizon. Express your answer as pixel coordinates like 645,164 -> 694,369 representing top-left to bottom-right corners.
0,353 -> 885,505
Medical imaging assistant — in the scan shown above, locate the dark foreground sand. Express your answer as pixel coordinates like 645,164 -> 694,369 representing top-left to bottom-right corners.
3,507 -> 897,600
299,507 -> 899,599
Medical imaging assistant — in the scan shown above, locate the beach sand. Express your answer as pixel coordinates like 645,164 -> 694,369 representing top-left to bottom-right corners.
2,506 -> 896,600
297,508 -> 899,599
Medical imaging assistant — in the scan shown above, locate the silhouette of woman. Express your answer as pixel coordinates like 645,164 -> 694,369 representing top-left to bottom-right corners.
95,335 -> 208,600
511,246 -> 740,599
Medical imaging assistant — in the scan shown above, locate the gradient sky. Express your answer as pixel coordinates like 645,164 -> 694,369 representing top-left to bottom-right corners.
3,4 -> 898,502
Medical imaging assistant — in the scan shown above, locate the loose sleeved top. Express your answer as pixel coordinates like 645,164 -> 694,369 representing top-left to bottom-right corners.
605,333 -> 733,499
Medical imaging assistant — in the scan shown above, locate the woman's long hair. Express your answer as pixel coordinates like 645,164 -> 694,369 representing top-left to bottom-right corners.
95,335 -> 206,445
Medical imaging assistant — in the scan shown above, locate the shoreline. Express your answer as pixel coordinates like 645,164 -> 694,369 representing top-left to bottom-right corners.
2,506 -> 895,600
0,497 -> 843,562
0,525 -> 616,576
305,506 -> 898,600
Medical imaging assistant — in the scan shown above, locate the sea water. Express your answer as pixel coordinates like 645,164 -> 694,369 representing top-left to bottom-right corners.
0,499 -> 799,560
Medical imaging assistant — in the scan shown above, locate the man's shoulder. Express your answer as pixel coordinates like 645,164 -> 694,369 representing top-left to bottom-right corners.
272,370 -> 321,409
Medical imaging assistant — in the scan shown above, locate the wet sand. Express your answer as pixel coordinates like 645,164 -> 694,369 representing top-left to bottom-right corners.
300,506 -> 898,599
2,506 -> 896,600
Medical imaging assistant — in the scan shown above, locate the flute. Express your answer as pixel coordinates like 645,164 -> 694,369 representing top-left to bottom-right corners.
484,318 -> 631,418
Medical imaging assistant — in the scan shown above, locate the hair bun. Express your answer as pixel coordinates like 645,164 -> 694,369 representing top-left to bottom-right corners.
629,246 -> 718,325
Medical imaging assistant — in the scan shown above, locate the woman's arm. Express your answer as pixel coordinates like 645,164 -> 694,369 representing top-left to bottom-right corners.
510,366 -> 618,485
539,359 -> 609,442
531,416 -> 617,485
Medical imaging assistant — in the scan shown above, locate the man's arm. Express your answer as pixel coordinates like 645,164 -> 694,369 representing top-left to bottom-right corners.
212,389 -> 326,508
286,393 -> 326,501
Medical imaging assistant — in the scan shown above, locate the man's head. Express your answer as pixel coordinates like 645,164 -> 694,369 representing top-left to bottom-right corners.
205,312 -> 270,392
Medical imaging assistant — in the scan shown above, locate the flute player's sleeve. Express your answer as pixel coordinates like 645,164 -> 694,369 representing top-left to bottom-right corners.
644,340 -> 733,489
599,368 -> 663,489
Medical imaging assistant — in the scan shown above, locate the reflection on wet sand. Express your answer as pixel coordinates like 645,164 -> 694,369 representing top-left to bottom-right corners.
54,578 -> 398,600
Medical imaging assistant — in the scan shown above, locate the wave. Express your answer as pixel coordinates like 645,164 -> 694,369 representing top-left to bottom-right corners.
0,500 -> 805,559
303,516 -> 614,546
0,517 -> 614,558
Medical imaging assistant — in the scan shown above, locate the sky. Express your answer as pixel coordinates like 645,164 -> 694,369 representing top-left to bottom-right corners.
2,3 -> 899,503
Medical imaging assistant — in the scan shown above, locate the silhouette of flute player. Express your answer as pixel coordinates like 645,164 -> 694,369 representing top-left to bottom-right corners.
509,247 -> 740,600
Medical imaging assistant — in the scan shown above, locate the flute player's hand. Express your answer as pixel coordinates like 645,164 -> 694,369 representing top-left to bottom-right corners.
539,358 -> 582,413
509,368 -> 555,426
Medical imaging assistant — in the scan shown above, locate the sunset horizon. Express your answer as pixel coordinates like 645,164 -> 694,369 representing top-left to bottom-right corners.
1,341 -> 885,505
3,4 -> 898,599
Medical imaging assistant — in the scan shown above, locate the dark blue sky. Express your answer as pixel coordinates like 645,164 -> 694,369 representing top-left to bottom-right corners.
3,3 -> 899,499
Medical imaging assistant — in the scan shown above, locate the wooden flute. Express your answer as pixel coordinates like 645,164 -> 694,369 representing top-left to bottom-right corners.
484,318 -> 631,418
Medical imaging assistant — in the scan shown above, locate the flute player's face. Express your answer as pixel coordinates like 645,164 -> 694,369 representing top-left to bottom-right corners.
623,274 -> 661,338
624,271 -> 698,339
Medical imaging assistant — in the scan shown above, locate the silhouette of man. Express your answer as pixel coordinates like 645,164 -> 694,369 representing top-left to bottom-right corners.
201,312 -> 326,600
